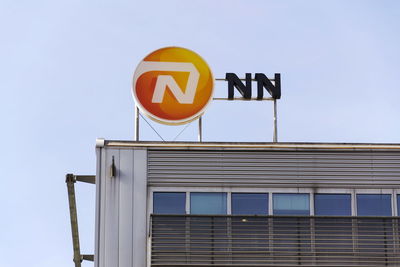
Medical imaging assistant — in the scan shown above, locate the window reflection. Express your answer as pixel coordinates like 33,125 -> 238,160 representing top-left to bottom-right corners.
190,192 -> 227,214
357,194 -> 391,216
153,192 -> 186,214
315,194 -> 351,216
232,193 -> 268,215
273,193 -> 310,215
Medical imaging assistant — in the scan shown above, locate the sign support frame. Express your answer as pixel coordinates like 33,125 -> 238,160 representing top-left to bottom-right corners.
198,117 -> 202,142
135,106 -> 140,141
133,78 -> 279,143
273,99 -> 278,142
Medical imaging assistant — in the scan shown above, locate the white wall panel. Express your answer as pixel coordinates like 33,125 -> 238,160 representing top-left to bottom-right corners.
132,149 -> 147,267
104,149 -> 120,267
96,147 -> 148,267
119,149 -> 134,267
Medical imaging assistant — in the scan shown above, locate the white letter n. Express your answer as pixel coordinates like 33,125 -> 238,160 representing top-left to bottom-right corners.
152,75 -> 197,104
133,61 -> 200,104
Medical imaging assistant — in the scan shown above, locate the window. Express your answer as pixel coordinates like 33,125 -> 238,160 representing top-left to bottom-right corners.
314,194 -> 351,216
273,193 -> 310,215
357,194 -> 392,216
153,192 -> 186,214
232,193 -> 268,215
190,192 -> 227,214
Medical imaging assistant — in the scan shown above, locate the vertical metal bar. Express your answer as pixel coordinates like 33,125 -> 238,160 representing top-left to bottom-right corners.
147,216 -> 153,267
226,193 -> 233,265
310,217 -> 316,265
395,218 -> 400,265
184,192 -> 190,264
185,216 -> 190,264
310,193 -> 315,216
211,217 -> 215,265
383,218 -> 388,266
198,117 -> 202,142
296,218 -> 301,264
273,99 -> 278,142
268,217 -> 274,263
268,193 -> 274,262
227,193 -> 232,215
393,217 -> 400,263
185,192 -> 190,214
392,190 -> 397,216
351,191 -> 358,263
135,106 -> 140,141
352,217 -> 359,264
66,174 -> 82,267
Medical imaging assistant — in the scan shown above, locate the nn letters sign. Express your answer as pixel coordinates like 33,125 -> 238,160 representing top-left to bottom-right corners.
132,46 -> 281,125
226,73 -> 281,100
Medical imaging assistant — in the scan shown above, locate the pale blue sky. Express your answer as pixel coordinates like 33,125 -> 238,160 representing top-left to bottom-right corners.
1,1 -> 400,266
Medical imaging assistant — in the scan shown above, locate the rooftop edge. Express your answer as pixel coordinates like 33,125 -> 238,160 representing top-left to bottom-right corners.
95,138 -> 400,150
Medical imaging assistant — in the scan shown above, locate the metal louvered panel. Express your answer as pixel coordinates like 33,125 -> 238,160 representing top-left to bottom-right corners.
151,215 -> 400,267
148,150 -> 400,188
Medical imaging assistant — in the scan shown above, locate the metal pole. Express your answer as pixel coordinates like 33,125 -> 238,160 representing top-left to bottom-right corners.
198,117 -> 202,142
66,174 -> 82,267
135,106 -> 139,141
273,99 -> 278,142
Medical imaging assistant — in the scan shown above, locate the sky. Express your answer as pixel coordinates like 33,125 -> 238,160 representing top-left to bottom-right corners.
1,0 -> 400,266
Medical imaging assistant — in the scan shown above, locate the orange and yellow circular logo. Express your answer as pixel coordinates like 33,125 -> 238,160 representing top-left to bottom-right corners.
132,47 -> 214,125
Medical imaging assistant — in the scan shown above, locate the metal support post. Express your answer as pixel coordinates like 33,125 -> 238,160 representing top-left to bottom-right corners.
135,106 -> 140,141
273,99 -> 278,142
66,174 -> 82,267
66,174 -> 95,267
198,116 -> 202,142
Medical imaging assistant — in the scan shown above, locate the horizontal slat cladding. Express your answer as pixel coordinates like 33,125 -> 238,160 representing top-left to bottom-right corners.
148,150 -> 400,188
151,215 -> 400,266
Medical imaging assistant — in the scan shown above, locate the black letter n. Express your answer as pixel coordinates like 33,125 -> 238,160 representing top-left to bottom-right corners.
254,73 -> 281,99
226,73 -> 252,100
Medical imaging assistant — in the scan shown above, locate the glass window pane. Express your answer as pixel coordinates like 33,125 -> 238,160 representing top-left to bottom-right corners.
273,193 -> 310,215
153,192 -> 186,214
314,194 -> 351,216
398,195 -> 400,216
232,193 -> 268,215
357,194 -> 392,216
190,192 -> 227,215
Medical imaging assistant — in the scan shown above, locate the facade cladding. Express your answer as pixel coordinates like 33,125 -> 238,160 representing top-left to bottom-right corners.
94,140 -> 400,267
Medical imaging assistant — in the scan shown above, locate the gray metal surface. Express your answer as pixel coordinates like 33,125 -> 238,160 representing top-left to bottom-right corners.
148,150 -> 400,188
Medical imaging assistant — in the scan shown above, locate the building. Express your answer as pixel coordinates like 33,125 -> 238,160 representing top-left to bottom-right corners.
67,139 -> 400,267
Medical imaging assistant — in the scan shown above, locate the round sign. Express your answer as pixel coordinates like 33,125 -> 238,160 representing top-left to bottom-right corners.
132,47 -> 214,125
